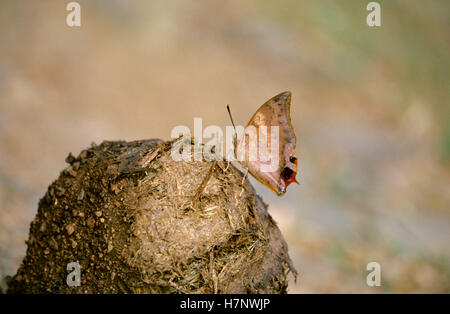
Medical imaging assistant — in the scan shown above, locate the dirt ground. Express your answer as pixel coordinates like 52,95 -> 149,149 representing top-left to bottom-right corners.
0,1 -> 449,293
7,139 -> 295,293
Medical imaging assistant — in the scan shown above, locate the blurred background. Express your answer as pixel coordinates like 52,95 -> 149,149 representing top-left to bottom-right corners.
0,0 -> 449,293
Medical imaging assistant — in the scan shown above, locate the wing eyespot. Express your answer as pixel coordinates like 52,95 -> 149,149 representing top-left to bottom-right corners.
282,167 -> 294,180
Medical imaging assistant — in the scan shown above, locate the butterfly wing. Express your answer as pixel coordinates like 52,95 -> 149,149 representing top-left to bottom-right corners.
244,91 -> 298,195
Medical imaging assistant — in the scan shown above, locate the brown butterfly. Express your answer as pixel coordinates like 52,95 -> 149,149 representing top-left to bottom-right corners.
233,91 -> 299,196
193,92 -> 298,206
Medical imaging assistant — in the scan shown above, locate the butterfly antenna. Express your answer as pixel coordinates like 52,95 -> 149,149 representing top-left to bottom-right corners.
226,104 -> 237,134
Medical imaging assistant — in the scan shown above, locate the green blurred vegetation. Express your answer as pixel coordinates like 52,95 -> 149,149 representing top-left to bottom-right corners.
256,0 -> 450,159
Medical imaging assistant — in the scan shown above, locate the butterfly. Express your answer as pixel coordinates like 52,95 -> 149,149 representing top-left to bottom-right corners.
230,91 -> 298,196
193,92 -> 298,207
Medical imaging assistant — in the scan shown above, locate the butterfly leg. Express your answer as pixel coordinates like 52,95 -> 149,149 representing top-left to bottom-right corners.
239,167 -> 249,197
241,167 -> 248,185
192,160 -> 217,209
